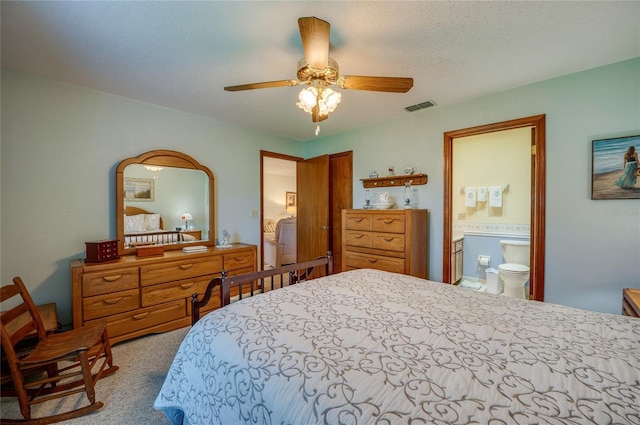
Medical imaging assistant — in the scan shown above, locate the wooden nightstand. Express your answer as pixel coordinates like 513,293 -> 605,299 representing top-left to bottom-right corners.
622,288 -> 640,318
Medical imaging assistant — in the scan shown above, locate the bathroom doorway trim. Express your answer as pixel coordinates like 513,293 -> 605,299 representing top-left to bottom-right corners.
443,115 -> 546,301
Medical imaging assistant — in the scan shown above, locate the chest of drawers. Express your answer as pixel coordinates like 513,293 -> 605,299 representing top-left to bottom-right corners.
342,209 -> 428,278
71,243 -> 256,344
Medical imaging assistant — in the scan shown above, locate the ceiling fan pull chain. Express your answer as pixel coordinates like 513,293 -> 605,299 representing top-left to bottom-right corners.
315,125 -> 320,136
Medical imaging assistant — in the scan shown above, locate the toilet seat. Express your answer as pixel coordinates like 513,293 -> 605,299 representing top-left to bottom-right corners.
498,263 -> 530,273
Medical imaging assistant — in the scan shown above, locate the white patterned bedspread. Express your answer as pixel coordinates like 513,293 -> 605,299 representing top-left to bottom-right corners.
154,269 -> 640,425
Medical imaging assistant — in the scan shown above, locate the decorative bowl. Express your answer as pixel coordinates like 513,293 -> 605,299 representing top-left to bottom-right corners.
372,202 -> 394,210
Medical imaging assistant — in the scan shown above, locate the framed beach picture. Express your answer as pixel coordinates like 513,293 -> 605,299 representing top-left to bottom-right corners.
592,135 -> 640,200
124,178 -> 154,201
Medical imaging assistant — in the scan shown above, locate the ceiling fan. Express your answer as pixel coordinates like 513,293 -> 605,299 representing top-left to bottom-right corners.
224,17 -> 414,123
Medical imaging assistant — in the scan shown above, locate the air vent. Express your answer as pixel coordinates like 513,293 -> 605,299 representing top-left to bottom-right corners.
405,100 -> 436,112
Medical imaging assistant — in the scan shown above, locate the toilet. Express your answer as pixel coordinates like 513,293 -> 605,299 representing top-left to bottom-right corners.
498,239 -> 530,299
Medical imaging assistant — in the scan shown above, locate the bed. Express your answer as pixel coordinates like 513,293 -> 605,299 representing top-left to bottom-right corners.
154,258 -> 640,425
124,206 -> 197,247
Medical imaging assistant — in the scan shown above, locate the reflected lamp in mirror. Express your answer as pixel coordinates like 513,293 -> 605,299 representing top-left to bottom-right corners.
286,205 -> 297,216
181,212 -> 193,230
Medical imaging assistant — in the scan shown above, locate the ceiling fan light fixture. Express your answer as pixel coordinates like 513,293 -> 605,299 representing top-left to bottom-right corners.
296,86 -> 341,117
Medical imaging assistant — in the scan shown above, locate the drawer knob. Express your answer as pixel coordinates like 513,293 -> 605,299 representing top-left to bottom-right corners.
367,259 -> 378,264
102,274 -> 123,282
382,219 -> 396,224
179,264 -> 194,270
180,282 -> 195,290
132,312 -> 150,320
382,237 -> 395,242
353,218 -> 364,223
353,234 -> 364,239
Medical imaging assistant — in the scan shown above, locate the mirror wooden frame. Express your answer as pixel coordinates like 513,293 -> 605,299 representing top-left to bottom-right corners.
116,150 -> 215,256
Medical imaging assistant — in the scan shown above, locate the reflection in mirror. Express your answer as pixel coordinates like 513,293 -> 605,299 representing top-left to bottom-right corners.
122,165 -> 209,248
116,150 -> 215,256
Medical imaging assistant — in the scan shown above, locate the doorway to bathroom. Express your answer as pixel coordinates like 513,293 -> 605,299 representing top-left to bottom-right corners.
443,115 -> 546,301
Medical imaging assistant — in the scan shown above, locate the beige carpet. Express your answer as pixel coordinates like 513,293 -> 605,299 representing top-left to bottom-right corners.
1,326 -> 189,424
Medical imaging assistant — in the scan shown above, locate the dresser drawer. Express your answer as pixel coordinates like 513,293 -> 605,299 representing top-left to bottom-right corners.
372,232 -> 405,252
372,215 -> 405,233
223,252 -> 255,271
94,300 -> 186,340
83,289 -> 139,321
344,230 -> 373,248
141,275 -> 216,307
344,251 -> 405,274
344,213 -> 372,231
140,257 -> 223,286
82,268 -> 139,297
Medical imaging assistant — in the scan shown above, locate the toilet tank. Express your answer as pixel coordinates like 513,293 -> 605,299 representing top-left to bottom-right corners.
499,239 -> 530,266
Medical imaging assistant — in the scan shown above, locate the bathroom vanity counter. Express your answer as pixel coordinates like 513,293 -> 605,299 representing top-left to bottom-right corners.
622,288 -> 640,318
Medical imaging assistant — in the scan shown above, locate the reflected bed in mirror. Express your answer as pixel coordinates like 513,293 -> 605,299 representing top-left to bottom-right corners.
116,150 -> 215,256
123,206 -> 199,248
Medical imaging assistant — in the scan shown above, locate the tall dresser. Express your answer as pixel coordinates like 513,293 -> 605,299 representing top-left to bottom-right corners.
342,209 -> 429,278
71,243 -> 256,344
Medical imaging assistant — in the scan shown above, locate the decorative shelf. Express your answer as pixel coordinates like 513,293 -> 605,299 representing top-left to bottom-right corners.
360,173 -> 428,188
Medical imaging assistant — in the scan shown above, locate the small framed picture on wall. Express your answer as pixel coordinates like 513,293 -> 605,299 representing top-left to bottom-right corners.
286,191 -> 296,208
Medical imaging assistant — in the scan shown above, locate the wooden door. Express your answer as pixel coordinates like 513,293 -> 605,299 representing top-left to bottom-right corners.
297,155 -> 330,262
328,151 -> 353,272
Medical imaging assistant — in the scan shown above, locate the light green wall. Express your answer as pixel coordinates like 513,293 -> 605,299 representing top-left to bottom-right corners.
2,59 -> 638,322
304,57 -> 640,314
1,69 -> 302,325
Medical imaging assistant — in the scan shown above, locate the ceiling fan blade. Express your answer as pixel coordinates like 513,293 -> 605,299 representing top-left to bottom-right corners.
224,80 -> 299,92
298,17 -> 330,69
337,76 -> 414,93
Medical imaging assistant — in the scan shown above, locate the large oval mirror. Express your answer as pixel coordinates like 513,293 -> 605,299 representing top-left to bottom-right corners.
116,150 -> 215,256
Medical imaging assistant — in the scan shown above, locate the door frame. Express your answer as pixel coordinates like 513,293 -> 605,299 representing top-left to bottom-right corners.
442,115 -> 546,301
260,150 -> 301,270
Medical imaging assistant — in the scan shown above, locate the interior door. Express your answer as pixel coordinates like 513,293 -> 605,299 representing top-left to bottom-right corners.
328,151 -> 353,272
297,155 -> 330,262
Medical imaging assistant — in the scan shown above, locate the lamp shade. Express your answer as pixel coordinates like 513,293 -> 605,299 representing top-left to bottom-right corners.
296,86 -> 341,117
180,212 -> 193,221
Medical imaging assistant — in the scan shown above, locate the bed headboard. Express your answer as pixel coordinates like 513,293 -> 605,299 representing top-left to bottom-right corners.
124,206 -> 164,229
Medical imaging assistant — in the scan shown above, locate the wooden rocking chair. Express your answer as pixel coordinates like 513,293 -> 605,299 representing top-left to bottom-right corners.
1,277 -> 118,424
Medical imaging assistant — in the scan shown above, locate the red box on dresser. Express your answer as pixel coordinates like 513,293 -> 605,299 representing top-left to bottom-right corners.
85,239 -> 119,262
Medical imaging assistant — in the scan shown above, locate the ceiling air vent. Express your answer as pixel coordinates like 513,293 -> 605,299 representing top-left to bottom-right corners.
405,100 -> 436,112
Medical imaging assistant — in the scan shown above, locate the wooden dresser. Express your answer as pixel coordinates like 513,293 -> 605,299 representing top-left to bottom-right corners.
342,209 -> 429,278
622,288 -> 640,318
71,243 -> 256,344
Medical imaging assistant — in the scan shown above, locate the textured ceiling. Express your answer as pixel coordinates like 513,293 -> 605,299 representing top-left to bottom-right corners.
2,1 -> 639,141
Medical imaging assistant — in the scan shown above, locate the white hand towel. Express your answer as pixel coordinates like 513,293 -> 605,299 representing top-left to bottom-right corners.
489,186 -> 502,207
477,187 -> 488,202
464,187 -> 477,207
